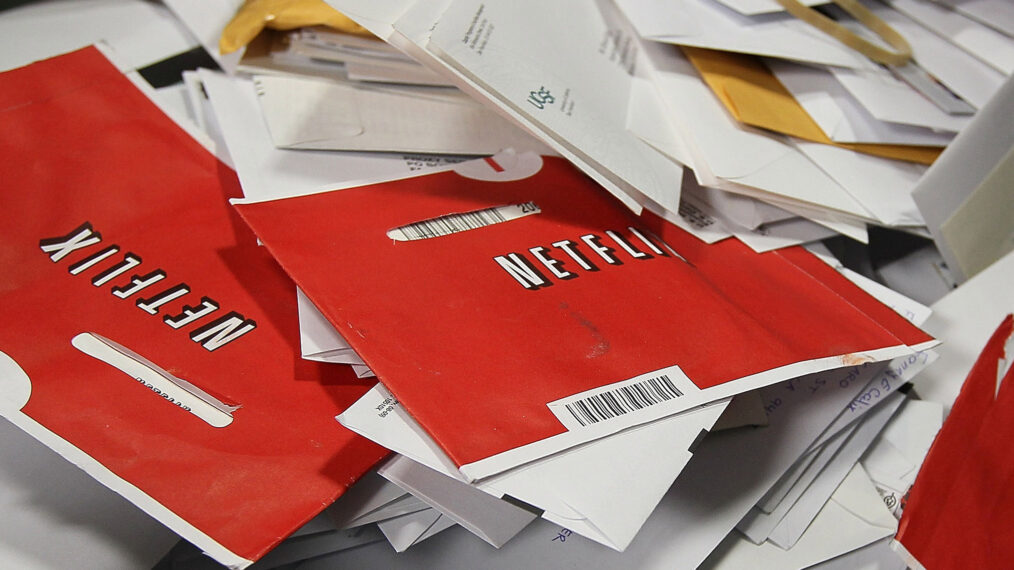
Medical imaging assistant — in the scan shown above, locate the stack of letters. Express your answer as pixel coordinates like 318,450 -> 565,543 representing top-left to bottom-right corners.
1,0 -> 1012,568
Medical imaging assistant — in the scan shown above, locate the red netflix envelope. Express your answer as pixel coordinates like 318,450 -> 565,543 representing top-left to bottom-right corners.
0,47 -> 387,568
235,151 -> 935,481
895,314 -> 1014,569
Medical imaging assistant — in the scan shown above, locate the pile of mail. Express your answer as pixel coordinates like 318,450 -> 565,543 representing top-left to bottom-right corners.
1,0 -> 1013,569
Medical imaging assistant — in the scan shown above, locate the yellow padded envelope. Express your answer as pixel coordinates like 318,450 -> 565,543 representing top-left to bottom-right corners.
683,47 -> 940,165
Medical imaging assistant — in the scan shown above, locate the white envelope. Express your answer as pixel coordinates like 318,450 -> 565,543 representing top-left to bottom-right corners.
326,470 -> 413,529
161,0 -> 244,73
777,203 -> 870,244
686,184 -> 798,230
830,66 -> 971,133
199,69 -> 464,201
378,456 -> 538,548
337,383 -> 728,551
0,0 -> 197,73
335,493 -> 432,529
808,537 -> 907,570
861,398 -> 944,514
713,0 -> 829,16
643,42 -> 876,222
296,289 -> 372,375
641,190 -> 735,245
323,362 -> 903,570
739,423 -> 859,542
180,71 -> 235,167
252,73 -> 548,155
809,351 -> 937,453
702,463 -> 898,569
416,0 -> 686,215
914,249 -> 1014,409
627,76 -> 697,169
752,348 -> 933,516
729,216 -> 839,253
242,525 -> 386,567
885,0 -> 1014,74
376,509 -> 456,552
854,0 -> 1006,110
766,391 -> 905,549
616,0 -> 874,69
913,74 -> 1014,282
929,0 -> 1014,41
790,140 -> 927,227
768,59 -> 956,146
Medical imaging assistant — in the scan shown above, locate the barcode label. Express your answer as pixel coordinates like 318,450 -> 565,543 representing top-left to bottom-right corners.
387,202 -> 539,241
563,374 -> 683,426
547,365 -> 699,431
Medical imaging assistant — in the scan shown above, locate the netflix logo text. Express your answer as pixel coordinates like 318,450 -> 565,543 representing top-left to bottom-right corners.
493,226 -> 676,290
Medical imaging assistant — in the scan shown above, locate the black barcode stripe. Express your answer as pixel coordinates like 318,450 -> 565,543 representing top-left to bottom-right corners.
397,206 -> 508,240
563,374 -> 683,427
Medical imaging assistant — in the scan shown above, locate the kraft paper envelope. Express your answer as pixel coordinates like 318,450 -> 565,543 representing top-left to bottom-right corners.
682,47 -> 942,165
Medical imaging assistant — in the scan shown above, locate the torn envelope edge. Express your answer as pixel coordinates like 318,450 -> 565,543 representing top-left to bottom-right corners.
0,352 -> 251,569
